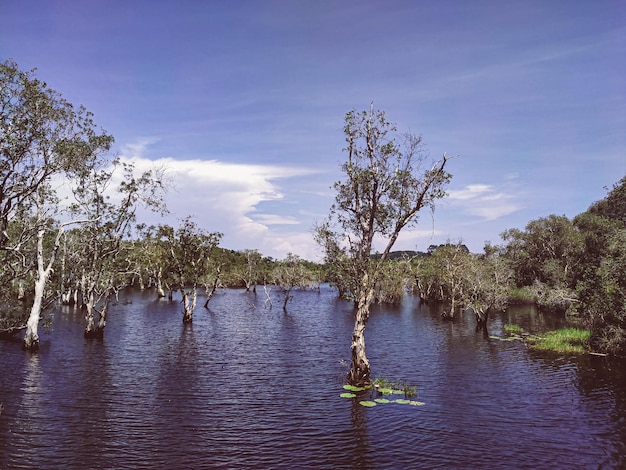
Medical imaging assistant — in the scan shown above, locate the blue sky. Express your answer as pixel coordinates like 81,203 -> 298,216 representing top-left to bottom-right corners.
2,0 -> 624,261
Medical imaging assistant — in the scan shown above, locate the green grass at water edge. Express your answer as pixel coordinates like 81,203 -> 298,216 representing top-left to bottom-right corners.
503,324 -> 523,335
527,328 -> 590,354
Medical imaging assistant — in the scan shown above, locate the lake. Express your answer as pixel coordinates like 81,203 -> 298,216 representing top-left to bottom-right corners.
1,285 -> 625,469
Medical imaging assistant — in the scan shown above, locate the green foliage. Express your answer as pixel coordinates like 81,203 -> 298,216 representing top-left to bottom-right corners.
588,175 -> 626,225
501,214 -> 583,291
412,242 -> 512,322
271,253 -> 315,310
494,175 -> 626,356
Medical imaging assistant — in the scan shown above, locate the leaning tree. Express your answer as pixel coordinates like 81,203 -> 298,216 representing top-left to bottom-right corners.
315,105 -> 454,386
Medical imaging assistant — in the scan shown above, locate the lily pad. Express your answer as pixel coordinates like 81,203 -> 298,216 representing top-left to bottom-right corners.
343,384 -> 366,392
359,400 -> 377,407
374,398 -> 391,404
409,401 -> 425,406
340,392 -> 356,398
394,399 -> 411,405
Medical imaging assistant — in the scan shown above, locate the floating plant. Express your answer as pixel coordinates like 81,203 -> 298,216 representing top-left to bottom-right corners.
340,380 -> 424,409
359,401 -> 377,407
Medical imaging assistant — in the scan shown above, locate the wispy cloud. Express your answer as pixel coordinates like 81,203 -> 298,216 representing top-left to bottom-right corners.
448,184 -> 521,221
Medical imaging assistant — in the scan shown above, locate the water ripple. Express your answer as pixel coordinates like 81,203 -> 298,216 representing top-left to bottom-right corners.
1,287 -> 624,469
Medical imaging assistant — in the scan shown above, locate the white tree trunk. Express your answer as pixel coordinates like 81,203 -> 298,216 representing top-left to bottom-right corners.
23,229 -> 53,350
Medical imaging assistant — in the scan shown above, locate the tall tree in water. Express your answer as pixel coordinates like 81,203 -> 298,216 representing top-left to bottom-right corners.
315,105 -> 453,386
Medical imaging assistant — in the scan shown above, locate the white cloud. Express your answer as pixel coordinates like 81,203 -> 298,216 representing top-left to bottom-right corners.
447,183 -> 521,221
252,214 -> 300,225
448,184 -> 492,200
116,146 -> 323,260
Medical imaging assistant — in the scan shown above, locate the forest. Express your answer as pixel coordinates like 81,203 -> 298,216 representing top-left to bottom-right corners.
1,59 -> 625,361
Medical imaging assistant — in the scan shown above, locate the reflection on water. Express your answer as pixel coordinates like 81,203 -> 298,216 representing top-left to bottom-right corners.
1,286 -> 625,469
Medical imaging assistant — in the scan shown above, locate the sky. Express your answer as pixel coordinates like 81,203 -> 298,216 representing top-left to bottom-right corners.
1,0 -> 624,261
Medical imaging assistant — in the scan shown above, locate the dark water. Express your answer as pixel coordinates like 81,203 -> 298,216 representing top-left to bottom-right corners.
1,286 -> 625,469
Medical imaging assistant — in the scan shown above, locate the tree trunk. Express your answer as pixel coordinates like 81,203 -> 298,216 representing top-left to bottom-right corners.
203,265 -> 222,308
83,291 -> 104,339
181,288 -> 197,323
23,275 -> 46,351
23,228 -> 54,351
474,307 -> 489,331
282,290 -> 290,311
156,268 -> 165,298
348,287 -> 373,386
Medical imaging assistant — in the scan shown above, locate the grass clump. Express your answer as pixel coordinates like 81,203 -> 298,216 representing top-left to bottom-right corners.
527,328 -> 590,354
372,377 -> 417,398
503,324 -> 523,335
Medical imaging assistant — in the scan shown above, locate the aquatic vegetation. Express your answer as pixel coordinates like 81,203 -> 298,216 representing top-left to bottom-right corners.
372,377 -> 417,397
359,401 -> 377,407
503,324 -> 523,335
342,379 -> 424,409
490,335 -> 522,342
527,328 -> 590,354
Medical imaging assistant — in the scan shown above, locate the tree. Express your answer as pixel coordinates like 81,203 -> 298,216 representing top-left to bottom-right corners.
501,214 -> 583,311
573,179 -> 626,355
238,249 -> 262,292
1,60 -> 121,346
464,244 -> 512,329
0,60 -> 109,249
66,158 -> 167,338
588,174 -> 626,226
315,105 -> 453,386
158,217 -> 222,323
272,253 -> 312,311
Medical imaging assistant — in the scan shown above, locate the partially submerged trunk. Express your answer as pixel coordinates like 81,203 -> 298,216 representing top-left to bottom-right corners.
23,274 -> 46,350
348,280 -> 374,387
23,228 -> 59,351
156,268 -> 165,298
474,307 -> 489,330
181,288 -> 197,323
84,290 -> 108,339
282,288 -> 292,311
203,265 -> 222,308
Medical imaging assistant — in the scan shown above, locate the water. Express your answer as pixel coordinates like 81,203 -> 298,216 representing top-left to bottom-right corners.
1,286 -> 625,469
